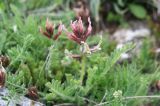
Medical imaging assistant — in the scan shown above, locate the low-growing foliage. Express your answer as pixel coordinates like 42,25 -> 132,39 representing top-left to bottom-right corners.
0,2 -> 160,106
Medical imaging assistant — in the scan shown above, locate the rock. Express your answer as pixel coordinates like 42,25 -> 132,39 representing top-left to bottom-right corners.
0,88 -> 44,106
112,28 -> 150,43
111,21 -> 151,62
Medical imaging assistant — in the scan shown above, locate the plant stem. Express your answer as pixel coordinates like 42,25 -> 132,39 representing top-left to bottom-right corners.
80,97 -> 98,105
80,55 -> 86,85
44,44 -> 54,77
124,95 -> 160,99
95,95 -> 160,106
54,103 -> 75,106
40,42 -> 55,81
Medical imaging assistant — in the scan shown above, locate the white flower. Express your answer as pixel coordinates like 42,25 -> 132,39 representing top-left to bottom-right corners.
113,90 -> 122,98
13,25 -> 17,33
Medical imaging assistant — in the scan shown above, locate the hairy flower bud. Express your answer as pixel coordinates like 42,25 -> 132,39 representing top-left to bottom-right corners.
156,80 -> 160,90
0,55 -> 10,68
27,86 -> 39,100
0,62 -> 6,88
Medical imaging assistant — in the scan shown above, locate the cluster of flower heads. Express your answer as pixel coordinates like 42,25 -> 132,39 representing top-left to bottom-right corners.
40,17 -> 101,54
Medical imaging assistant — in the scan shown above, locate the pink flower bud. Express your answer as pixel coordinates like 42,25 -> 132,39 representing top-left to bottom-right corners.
45,18 -> 54,35
85,17 -> 92,37
40,27 -> 51,38
53,23 -> 63,40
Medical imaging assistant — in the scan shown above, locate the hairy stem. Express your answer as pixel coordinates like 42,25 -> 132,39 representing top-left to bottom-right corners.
80,55 -> 86,85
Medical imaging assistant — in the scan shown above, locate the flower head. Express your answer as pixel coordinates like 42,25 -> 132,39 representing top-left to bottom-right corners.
40,18 -> 63,40
64,17 -> 92,44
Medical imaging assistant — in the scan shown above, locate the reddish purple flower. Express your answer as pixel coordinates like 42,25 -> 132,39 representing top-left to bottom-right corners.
64,17 -> 92,44
40,18 -> 63,40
